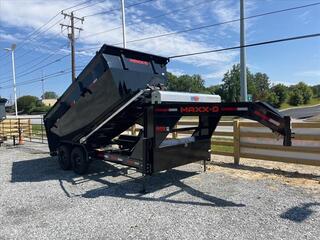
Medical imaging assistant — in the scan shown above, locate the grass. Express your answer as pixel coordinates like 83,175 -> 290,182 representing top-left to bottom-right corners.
211,137 -> 234,153
280,98 -> 320,110
31,124 -> 46,137
212,144 -> 234,153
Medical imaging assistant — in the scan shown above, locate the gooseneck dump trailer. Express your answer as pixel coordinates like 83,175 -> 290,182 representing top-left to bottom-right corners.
44,45 -> 292,183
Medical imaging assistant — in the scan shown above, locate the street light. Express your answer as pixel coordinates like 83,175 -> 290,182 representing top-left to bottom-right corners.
4,44 -> 18,117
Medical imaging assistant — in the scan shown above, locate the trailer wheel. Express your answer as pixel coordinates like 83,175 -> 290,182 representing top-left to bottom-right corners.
71,146 -> 89,175
57,145 -> 71,170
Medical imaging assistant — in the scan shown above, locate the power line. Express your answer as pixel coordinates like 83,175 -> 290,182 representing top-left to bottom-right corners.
15,43 -> 69,71
0,1 -> 91,59
13,18 -> 65,59
0,70 -> 72,89
120,2 -> 320,45
0,54 -> 70,83
0,18 -> 65,69
1,34 -> 69,79
13,23 -> 73,65
15,54 -> 70,79
0,66 -> 85,89
81,0 -> 217,39
63,0 -> 92,11
78,1 -> 320,52
0,13 -> 61,59
84,0 -> 156,18
3,36 -> 318,89
169,33 -> 320,59
72,0 -> 105,12
0,43 -> 68,81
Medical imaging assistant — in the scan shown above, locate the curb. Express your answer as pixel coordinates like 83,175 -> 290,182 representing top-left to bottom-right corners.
280,103 -> 320,112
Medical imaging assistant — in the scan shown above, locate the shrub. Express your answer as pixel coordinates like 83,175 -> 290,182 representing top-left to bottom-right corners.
288,89 -> 304,106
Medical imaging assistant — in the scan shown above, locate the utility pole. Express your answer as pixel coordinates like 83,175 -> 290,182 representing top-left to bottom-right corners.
240,0 -> 247,102
41,70 -> 45,99
4,44 -> 18,117
61,11 -> 84,82
120,0 -> 127,48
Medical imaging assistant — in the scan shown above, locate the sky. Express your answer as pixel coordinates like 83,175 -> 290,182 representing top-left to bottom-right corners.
0,0 -> 319,103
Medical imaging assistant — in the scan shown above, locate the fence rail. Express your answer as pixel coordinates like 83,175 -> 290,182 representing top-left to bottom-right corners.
1,117 -> 319,167
210,120 -> 320,166
0,118 -> 47,143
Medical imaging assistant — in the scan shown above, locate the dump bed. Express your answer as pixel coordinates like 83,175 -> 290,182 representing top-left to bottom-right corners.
44,45 -> 169,153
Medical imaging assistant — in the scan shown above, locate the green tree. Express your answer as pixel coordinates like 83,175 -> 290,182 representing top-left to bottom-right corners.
206,85 -> 226,101
17,95 -> 41,114
271,84 -> 288,107
311,84 -> 320,98
267,91 -> 280,107
167,73 -> 206,93
220,64 -> 263,102
291,82 -> 313,104
42,91 -> 58,99
252,72 -> 270,101
288,89 -> 304,106
221,64 -> 241,102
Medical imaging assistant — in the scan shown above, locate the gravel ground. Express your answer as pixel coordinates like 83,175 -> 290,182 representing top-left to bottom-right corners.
0,142 -> 319,240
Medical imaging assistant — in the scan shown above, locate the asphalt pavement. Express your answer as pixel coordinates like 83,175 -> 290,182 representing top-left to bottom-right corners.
281,104 -> 320,119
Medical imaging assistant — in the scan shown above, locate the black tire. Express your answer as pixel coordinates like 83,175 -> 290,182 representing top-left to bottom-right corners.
57,145 -> 71,170
71,146 -> 89,175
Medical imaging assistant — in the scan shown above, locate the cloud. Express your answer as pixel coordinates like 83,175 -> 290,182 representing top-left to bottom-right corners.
202,61 -> 238,84
0,32 -> 20,42
298,10 -> 311,24
271,80 -> 293,86
295,70 -> 320,77
167,68 -> 185,76
210,0 -> 239,32
0,0 -> 241,83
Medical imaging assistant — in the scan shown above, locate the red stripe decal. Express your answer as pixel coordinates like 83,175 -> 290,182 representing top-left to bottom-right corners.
156,126 -> 168,132
254,110 -> 269,121
221,107 -> 237,111
155,108 -> 169,112
128,58 -> 149,65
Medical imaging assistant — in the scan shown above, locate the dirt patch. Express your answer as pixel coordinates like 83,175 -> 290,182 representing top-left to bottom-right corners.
209,155 -> 320,192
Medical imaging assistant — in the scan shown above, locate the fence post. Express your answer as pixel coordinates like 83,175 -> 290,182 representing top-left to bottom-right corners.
233,119 -> 240,165
41,117 -> 44,143
29,119 -> 32,142
18,118 -> 21,144
9,119 -> 12,139
172,124 -> 178,139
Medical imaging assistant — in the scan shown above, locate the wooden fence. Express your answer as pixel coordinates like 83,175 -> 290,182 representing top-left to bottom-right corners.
0,118 -> 47,143
1,117 -> 320,166
0,119 -> 31,140
177,119 -> 320,167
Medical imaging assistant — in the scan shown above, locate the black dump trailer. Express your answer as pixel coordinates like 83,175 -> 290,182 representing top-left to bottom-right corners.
0,98 -> 7,144
44,45 -> 292,183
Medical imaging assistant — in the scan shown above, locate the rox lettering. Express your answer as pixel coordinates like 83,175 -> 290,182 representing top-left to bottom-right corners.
180,106 -> 220,113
